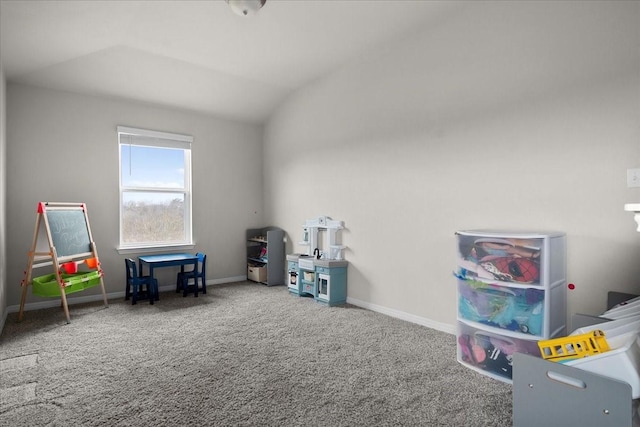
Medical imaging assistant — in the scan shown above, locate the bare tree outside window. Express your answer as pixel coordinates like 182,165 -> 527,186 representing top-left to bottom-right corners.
118,127 -> 193,249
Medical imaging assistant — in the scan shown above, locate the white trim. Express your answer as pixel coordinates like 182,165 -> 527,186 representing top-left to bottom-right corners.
346,296 -> 456,335
117,126 -> 193,144
5,279 -> 456,339
118,126 -> 193,248
6,276 -> 248,315
116,243 -> 196,255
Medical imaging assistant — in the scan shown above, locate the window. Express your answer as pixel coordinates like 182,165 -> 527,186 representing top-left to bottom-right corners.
118,126 -> 193,250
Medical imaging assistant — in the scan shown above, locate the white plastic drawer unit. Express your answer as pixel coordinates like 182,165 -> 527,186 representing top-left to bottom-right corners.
455,230 -> 567,384
458,321 -> 540,381
457,231 -> 558,286
458,278 -> 545,336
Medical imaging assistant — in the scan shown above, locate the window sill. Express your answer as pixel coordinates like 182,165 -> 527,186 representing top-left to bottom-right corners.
116,243 -> 195,255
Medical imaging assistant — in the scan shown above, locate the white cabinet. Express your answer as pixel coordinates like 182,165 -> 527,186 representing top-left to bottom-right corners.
298,216 -> 346,261
455,230 -> 566,382
317,273 -> 330,301
287,260 -> 299,293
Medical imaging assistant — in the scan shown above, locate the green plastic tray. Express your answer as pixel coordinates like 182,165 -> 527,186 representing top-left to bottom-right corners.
32,271 -> 102,297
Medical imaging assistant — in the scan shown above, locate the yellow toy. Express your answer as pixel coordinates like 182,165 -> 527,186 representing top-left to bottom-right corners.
538,330 -> 610,362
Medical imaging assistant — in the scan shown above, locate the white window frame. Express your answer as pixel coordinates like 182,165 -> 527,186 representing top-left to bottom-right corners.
117,126 -> 194,254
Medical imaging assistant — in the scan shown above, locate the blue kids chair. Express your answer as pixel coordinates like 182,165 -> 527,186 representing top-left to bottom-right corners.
176,253 -> 207,297
125,258 -> 159,305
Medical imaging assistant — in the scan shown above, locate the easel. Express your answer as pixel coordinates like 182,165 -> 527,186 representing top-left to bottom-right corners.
18,202 -> 108,323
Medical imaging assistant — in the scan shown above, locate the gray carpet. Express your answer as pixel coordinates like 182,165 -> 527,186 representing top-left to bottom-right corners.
0,282 -> 512,426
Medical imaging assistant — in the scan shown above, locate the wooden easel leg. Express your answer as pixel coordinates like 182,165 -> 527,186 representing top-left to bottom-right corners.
99,277 -> 108,308
18,283 -> 29,321
59,291 -> 71,324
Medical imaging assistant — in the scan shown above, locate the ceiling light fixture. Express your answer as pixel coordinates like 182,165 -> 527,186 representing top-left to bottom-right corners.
226,0 -> 266,17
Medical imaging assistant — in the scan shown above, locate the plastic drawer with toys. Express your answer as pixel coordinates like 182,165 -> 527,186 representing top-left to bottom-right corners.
456,231 -> 565,287
457,321 -> 541,382
457,278 -> 545,337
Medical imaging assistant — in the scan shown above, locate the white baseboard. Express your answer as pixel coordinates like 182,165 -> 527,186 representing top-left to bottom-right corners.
209,275 -> 247,286
6,276 -> 248,315
5,279 -> 456,338
346,296 -> 456,335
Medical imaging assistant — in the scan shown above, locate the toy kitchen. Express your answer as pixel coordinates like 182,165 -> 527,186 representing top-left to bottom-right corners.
287,216 -> 348,306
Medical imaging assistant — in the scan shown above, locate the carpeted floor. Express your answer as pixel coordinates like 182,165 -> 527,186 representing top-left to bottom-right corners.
0,282 -> 512,426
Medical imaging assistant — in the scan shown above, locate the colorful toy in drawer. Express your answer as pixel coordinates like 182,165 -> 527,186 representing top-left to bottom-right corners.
32,271 -> 102,297
472,238 -> 541,259
458,325 -> 541,379
458,279 -> 544,335
538,330 -> 610,362
480,257 -> 539,283
457,236 -> 542,284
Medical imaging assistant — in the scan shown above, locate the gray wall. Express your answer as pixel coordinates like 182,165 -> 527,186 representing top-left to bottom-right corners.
3,1 -> 640,335
263,1 -> 640,331
0,53 -> 7,329
5,84 -> 264,310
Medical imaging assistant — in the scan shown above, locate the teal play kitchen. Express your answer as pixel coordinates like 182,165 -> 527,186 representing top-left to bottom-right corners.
287,216 -> 347,306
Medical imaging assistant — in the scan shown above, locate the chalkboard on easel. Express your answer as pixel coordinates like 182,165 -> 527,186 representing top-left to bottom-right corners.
19,202 -> 108,323
46,209 -> 92,257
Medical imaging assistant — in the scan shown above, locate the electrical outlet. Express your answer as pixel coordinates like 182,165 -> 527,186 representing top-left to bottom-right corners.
628,169 -> 640,188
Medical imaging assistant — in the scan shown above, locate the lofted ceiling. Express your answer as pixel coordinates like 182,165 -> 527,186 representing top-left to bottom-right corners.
0,0 -> 461,124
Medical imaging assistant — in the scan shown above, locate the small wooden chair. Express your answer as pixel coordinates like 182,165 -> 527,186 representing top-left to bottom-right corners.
125,258 -> 158,305
176,253 -> 207,297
